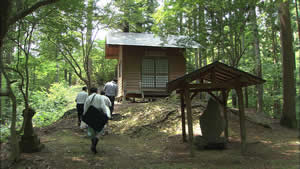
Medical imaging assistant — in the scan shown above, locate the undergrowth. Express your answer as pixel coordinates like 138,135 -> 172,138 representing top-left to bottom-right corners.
0,83 -> 80,142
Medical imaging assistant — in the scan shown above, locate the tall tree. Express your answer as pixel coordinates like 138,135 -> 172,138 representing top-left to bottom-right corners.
250,1 -> 263,113
42,0 -> 99,91
279,0 -> 297,128
111,0 -> 158,32
0,0 -> 60,163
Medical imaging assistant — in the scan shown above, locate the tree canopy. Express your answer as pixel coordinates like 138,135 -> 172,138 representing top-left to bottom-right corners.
0,0 -> 299,165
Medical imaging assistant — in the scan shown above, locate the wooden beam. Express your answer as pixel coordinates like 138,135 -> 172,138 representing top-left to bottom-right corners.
236,87 -> 246,154
210,68 -> 216,83
184,87 -> 194,157
188,83 -> 232,90
190,91 -> 199,100
188,75 -> 250,90
180,92 -> 187,142
177,88 -> 225,93
222,90 -> 229,142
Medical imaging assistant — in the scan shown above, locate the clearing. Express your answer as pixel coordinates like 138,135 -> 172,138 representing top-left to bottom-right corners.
1,98 -> 299,169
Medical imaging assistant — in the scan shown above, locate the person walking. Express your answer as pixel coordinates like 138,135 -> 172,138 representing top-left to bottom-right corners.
83,87 -> 111,154
75,86 -> 88,126
103,79 -> 118,116
100,90 -> 112,114
100,90 -> 112,135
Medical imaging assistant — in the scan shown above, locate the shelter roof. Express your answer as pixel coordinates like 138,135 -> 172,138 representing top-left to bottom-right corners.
167,61 -> 266,92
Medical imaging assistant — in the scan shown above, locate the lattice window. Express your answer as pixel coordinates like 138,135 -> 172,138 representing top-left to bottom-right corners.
142,58 -> 168,88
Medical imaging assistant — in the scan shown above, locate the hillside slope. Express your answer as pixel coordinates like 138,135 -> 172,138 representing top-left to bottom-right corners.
1,98 -> 299,169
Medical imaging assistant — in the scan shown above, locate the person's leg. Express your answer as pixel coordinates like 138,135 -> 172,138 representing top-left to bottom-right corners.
88,127 -> 98,154
78,104 -> 84,126
111,96 -> 115,114
76,104 -> 81,126
106,95 -> 114,116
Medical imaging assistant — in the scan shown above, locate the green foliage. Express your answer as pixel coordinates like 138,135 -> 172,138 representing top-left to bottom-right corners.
89,40 -> 117,85
107,0 -> 159,32
0,83 -> 79,142
30,83 -> 77,127
0,127 -> 10,142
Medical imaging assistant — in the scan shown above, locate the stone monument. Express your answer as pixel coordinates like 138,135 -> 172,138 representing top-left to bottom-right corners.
195,97 -> 226,149
19,107 -> 44,153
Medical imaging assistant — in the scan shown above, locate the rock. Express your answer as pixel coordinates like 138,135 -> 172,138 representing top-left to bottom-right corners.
196,97 -> 226,149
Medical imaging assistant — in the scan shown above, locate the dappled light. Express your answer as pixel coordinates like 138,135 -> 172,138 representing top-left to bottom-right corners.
70,156 -> 87,162
1,97 -> 299,168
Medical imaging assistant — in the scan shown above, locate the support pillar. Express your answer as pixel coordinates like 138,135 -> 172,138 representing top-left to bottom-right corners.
236,87 -> 246,154
184,87 -> 194,157
222,90 -> 229,142
180,92 -> 187,142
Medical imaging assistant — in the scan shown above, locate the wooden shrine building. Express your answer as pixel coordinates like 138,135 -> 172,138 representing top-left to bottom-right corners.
167,61 -> 266,155
105,32 -> 200,100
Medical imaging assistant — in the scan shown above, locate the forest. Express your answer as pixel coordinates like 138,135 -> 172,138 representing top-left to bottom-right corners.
0,0 -> 299,168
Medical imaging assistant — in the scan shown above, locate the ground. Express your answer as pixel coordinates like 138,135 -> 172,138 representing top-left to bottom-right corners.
1,98 -> 299,169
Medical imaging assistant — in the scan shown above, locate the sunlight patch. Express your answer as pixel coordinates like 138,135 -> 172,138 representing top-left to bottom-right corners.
289,141 -> 300,146
71,157 -> 86,162
261,140 -> 273,144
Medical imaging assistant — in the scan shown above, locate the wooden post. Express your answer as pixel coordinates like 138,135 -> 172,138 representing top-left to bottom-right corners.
236,87 -> 246,154
123,80 -> 127,103
180,92 -> 187,142
222,90 -> 229,142
184,87 -> 194,157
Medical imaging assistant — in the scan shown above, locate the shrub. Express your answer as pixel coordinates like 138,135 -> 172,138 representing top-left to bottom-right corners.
31,83 -> 77,127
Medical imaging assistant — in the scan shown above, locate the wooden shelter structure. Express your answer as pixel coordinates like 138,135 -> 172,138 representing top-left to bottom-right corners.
105,32 -> 200,100
167,61 -> 266,156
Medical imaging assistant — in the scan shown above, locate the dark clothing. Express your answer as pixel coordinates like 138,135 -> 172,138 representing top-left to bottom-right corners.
76,104 -> 84,126
82,105 -> 108,132
106,95 -> 115,115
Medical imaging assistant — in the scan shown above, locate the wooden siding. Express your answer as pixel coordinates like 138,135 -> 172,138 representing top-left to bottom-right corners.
120,46 -> 186,98
168,48 -> 186,81
117,46 -> 123,97
123,46 -> 143,94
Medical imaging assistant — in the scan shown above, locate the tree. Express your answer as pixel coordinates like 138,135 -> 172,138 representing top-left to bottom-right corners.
42,0 -> 99,91
110,0 -> 158,32
7,15 -> 46,153
279,0 -> 297,128
250,1 -> 263,113
0,0 -> 60,163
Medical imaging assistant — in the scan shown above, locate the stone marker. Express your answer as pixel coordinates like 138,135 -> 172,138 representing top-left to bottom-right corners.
19,107 -> 44,153
196,97 -> 226,149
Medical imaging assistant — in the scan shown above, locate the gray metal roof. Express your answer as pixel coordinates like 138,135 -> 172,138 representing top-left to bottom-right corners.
106,32 -> 201,48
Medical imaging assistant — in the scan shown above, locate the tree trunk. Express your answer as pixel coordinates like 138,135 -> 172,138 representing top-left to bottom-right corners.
64,69 -> 68,82
295,0 -> 300,41
269,0 -> 282,118
8,89 -> 19,162
0,1 -> 20,162
0,0 -> 60,164
279,1 -> 297,128
32,65 -> 36,88
0,73 -> 2,124
272,33 -> 281,118
85,0 -> 94,89
68,71 -> 72,86
295,0 -> 300,104
251,3 -> 264,114
0,49 -> 21,163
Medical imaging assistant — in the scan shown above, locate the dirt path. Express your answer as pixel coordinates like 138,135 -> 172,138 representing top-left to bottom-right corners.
4,101 -> 300,169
